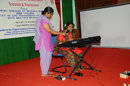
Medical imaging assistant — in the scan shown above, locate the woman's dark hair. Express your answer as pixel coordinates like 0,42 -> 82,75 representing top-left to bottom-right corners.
64,21 -> 74,30
41,6 -> 54,15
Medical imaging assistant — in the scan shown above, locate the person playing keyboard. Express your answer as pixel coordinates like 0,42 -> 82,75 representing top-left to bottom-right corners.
53,21 -> 83,72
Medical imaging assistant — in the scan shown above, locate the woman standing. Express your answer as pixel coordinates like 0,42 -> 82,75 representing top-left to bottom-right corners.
33,6 -> 66,77
53,21 -> 83,72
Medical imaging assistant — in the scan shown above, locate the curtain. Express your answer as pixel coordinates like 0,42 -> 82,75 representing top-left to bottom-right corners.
62,0 -> 73,30
26,36 -> 39,59
0,36 -> 39,65
55,0 -> 61,31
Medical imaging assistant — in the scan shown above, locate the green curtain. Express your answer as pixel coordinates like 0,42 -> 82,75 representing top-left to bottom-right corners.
0,36 -> 39,65
62,0 -> 73,30
26,36 -> 39,59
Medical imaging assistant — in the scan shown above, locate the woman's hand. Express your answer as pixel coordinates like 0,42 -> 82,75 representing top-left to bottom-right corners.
58,40 -> 64,44
69,39 -> 74,41
61,32 -> 67,36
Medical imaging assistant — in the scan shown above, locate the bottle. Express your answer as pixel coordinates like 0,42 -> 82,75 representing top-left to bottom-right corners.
53,75 -> 66,81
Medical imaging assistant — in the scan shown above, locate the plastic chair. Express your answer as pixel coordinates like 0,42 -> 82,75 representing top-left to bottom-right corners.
51,36 -> 69,74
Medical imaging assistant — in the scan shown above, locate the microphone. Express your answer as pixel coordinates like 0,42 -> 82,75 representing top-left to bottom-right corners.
66,30 -> 70,33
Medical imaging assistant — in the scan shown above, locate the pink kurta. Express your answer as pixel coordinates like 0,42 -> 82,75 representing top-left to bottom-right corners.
35,19 -> 54,52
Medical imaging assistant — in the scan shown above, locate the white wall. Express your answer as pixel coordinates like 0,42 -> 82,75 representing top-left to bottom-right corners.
79,3 -> 130,49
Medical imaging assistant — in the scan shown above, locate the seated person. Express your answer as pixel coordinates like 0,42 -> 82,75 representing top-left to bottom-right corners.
53,21 -> 83,72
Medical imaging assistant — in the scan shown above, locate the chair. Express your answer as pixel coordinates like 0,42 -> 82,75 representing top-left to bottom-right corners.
51,36 -> 69,74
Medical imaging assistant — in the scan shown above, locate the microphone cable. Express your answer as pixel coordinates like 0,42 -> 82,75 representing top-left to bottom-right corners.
90,47 -> 104,86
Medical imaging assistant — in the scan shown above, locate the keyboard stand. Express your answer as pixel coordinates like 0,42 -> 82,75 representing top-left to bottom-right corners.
63,43 -> 102,81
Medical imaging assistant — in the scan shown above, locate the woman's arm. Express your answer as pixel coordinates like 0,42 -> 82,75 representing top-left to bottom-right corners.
43,24 -> 66,35
56,34 -> 66,44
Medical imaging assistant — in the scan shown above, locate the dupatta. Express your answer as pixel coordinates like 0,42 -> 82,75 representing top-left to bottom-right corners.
33,15 -> 54,44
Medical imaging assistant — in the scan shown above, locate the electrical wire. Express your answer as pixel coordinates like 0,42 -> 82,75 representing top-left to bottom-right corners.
90,47 -> 104,86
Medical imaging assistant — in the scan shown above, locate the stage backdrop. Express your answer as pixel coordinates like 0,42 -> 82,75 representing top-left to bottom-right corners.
0,0 -> 60,39
79,3 -> 130,49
